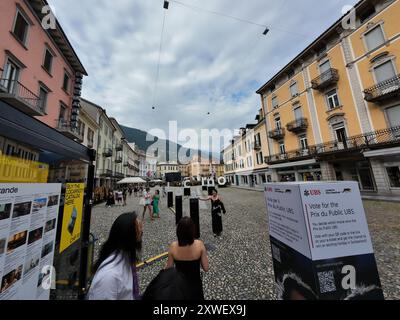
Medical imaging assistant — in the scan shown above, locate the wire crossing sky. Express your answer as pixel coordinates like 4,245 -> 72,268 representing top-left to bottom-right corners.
47,0 -> 359,150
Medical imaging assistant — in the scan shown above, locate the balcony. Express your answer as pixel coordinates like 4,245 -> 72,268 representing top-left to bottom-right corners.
267,148 -> 312,164
99,169 -> 113,177
57,119 -> 84,142
311,68 -> 339,91
268,128 -> 285,140
115,143 -> 123,151
114,172 -> 124,179
0,79 -> 45,116
124,161 -> 129,167
253,141 -> 262,150
364,74 -> 400,102
103,148 -> 113,157
286,118 -> 308,134
115,156 -> 123,163
266,126 -> 400,164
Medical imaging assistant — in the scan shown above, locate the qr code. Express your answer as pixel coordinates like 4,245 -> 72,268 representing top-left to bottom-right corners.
318,271 -> 336,293
271,244 -> 281,262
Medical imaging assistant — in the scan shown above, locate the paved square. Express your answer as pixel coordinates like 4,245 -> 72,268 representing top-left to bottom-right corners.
90,187 -> 400,300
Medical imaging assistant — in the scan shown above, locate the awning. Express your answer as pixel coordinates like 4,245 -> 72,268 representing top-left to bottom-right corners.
268,159 -> 317,169
117,177 -> 146,184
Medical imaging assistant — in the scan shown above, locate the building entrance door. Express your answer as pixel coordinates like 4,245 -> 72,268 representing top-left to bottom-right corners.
357,162 -> 375,191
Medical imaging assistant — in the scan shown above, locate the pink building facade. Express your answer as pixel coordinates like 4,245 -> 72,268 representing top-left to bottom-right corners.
0,0 -> 87,140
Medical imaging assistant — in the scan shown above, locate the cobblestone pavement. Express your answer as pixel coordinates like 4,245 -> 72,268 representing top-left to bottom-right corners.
90,187 -> 400,300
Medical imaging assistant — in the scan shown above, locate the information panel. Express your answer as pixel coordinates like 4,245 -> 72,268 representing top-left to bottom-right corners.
0,183 -> 61,300
59,183 -> 84,254
264,181 -> 384,300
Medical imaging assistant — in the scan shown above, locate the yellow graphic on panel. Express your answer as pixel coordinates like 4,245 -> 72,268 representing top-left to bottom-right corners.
0,154 -> 49,183
60,183 -> 84,253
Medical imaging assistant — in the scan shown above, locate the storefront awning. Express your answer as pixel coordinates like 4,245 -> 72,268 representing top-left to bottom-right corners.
117,177 -> 146,184
268,159 -> 317,169
0,101 -> 94,163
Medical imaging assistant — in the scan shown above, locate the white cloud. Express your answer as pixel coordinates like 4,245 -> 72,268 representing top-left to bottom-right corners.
48,0 -> 359,152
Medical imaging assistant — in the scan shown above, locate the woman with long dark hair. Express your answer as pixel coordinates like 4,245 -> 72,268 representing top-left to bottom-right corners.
165,217 -> 209,300
88,212 -> 143,300
199,189 -> 226,237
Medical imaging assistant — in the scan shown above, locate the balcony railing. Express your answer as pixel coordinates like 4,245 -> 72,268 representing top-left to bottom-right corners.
57,119 -> 84,142
364,74 -> 400,102
115,143 -> 123,151
268,128 -> 285,140
311,68 -> 339,91
123,161 -> 129,167
253,141 -> 262,150
287,118 -> 308,133
99,169 -> 113,177
103,148 -> 113,157
266,125 -> 400,164
0,79 -> 45,116
114,172 -> 124,179
115,156 -> 123,163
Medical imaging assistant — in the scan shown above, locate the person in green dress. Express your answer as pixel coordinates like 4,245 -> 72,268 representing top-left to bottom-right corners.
152,190 -> 160,218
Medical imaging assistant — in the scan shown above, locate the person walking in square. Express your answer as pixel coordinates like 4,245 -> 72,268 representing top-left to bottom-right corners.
122,188 -> 128,206
199,189 -> 226,237
105,191 -> 115,208
152,190 -> 160,218
141,187 -> 154,221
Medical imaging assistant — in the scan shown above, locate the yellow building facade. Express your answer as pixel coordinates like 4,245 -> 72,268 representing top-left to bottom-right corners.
255,0 -> 400,194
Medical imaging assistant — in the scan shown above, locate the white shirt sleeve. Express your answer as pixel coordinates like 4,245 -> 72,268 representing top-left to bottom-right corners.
88,271 -> 121,300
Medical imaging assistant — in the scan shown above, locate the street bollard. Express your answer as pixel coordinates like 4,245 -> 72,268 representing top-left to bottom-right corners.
167,191 -> 173,208
190,198 -> 200,239
175,195 -> 183,225
184,187 -> 191,197
208,186 -> 215,196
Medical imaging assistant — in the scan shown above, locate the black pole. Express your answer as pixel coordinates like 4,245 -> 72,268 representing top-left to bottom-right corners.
208,186 -> 215,196
167,191 -> 173,208
175,195 -> 183,225
78,149 -> 96,300
190,198 -> 200,239
184,187 -> 191,197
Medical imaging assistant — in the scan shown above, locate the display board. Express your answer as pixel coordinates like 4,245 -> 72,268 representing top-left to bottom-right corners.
0,183 -> 61,300
264,181 -> 384,300
59,183 -> 84,254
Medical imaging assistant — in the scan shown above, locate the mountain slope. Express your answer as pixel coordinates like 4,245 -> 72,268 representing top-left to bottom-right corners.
121,125 -> 222,162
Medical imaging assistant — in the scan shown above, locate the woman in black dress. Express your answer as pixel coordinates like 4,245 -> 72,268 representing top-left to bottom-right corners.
165,217 -> 209,300
105,191 -> 115,208
200,189 -> 226,237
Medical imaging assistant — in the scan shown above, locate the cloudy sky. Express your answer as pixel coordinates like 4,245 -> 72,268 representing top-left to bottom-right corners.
48,0 -> 357,151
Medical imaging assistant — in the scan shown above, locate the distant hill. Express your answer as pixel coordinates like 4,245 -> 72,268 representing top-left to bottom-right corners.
121,125 -> 211,162
121,125 -> 222,163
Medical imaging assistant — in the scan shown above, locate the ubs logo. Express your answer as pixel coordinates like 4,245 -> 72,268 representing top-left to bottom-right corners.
304,189 -> 321,197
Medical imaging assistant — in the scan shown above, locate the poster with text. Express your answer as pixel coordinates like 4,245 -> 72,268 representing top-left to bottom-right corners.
59,183 -> 84,253
264,182 -> 384,300
0,183 -> 61,300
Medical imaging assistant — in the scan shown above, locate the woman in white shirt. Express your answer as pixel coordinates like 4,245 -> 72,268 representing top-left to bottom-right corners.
88,212 -> 143,300
141,187 -> 154,222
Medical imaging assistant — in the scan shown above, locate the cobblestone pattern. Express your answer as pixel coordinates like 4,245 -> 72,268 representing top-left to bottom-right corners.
90,188 -> 400,300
